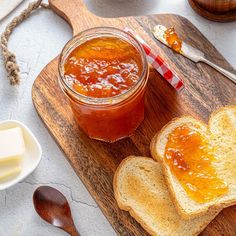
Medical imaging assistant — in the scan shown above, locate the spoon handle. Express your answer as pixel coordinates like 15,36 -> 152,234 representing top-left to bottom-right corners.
68,227 -> 81,236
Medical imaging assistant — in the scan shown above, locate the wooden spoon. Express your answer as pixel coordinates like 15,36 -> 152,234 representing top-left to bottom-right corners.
33,186 -> 80,236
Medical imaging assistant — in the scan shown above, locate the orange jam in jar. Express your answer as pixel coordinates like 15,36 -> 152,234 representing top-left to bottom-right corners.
165,27 -> 182,53
164,124 -> 228,203
59,27 -> 149,142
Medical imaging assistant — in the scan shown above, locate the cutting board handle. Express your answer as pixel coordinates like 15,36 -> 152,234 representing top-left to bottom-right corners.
49,0 -> 97,32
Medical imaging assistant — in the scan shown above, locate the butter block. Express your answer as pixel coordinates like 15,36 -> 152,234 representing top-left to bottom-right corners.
0,164 -> 22,181
0,127 -> 25,163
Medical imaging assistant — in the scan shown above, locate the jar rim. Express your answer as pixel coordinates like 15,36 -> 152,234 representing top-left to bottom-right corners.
58,27 -> 148,105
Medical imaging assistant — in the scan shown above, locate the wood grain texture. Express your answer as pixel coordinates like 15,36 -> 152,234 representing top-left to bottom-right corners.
32,0 -> 236,235
188,0 -> 236,22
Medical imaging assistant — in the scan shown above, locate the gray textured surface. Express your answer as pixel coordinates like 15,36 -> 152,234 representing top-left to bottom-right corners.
0,0 -> 24,20
0,0 -> 235,235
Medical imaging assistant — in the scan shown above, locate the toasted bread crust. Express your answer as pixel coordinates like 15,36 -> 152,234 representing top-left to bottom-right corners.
150,132 -> 161,162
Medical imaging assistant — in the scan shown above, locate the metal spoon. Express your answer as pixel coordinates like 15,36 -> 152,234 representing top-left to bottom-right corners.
33,186 -> 80,236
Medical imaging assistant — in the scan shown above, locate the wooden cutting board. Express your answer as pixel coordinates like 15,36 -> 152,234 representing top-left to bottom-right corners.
32,0 -> 236,235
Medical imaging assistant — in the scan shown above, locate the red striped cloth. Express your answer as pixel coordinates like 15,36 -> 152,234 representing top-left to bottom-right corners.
124,27 -> 184,91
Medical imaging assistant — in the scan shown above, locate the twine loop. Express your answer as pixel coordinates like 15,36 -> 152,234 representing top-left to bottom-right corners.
0,0 -> 50,85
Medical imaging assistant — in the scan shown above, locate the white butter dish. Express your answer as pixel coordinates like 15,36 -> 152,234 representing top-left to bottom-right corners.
0,120 -> 42,190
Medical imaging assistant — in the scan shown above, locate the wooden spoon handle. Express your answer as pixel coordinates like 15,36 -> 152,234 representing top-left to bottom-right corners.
67,226 -> 81,236
71,229 -> 81,236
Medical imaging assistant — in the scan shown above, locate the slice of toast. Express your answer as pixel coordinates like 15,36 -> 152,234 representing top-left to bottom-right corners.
150,106 -> 236,219
113,156 -> 218,236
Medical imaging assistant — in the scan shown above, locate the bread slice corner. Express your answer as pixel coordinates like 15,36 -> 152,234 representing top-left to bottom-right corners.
113,156 -> 219,236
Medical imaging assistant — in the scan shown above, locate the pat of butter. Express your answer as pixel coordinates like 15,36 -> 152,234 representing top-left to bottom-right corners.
0,164 -> 22,181
0,127 -> 25,163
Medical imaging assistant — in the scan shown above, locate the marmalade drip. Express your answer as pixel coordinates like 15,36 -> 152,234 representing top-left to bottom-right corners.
63,36 -> 142,98
164,124 -> 228,203
165,27 -> 182,52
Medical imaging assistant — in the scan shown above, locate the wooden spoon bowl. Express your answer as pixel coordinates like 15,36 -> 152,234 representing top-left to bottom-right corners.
33,186 -> 80,236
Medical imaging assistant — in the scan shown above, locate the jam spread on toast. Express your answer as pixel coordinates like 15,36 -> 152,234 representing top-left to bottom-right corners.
164,124 -> 228,203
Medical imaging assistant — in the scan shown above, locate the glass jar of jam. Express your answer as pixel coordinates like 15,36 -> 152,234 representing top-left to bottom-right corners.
58,27 -> 149,142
